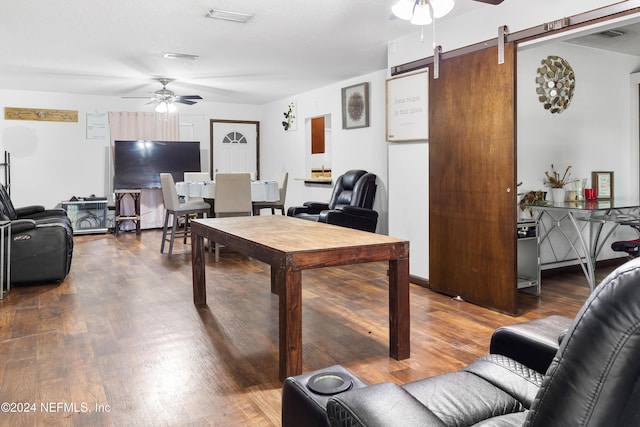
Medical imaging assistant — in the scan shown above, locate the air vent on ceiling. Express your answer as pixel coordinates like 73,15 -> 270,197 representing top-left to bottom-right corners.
206,9 -> 254,23
163,53 -> 199,60
597,29 -> 625,38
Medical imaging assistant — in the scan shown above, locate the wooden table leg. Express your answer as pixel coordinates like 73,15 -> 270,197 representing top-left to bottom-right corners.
192,232 -> 207,305
270,265 -> 279,295
279,266 -> 302,381
134,192 -> 141,235
388,256 -> 410,360
114,194 -> 121,236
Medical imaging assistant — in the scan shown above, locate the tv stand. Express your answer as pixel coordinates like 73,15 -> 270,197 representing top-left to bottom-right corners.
114,189 -> 141,235
61,199 -> 108,234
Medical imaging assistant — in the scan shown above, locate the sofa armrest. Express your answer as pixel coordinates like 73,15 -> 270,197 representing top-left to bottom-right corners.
17,206 -> 68,220
318,208 -> 378,232
339,205 -> 378,219
9,219 -> 37,234
304,202 -> 330,211
10,220 -> 73,284
490,315 -> 573,374
288,202 -> 330,217
327,382 -> 446,427
14,205 -> 45,216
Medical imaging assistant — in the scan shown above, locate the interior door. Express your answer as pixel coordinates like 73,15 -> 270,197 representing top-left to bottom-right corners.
210,120 -> 259,178
429,43 -> 518,314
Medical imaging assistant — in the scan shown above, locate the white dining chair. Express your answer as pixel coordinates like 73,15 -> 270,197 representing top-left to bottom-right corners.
160,173 -> 211,256
253,172 -> 288,215
213,172 -> 253,262
183,171 -> 211,203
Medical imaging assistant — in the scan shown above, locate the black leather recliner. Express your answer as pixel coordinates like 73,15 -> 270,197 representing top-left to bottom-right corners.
0,184 -> 73,285
320,258 -> 640,426
0,183 -> 69,223
287,170 -> 378,232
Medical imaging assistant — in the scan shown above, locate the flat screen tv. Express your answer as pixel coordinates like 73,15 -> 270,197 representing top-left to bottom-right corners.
114,140 -> 201,189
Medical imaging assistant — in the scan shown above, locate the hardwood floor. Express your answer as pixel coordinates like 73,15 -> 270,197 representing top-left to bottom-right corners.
0,230 -> 625,426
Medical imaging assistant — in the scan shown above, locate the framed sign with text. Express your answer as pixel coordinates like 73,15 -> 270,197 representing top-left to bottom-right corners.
385,71 -> 429,142
592,171 -> 614,200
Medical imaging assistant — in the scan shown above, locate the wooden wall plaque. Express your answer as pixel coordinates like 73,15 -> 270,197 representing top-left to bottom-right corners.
5,107 -> 78,122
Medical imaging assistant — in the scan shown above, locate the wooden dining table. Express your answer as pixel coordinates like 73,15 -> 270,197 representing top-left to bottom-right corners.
190,215 -> 411,381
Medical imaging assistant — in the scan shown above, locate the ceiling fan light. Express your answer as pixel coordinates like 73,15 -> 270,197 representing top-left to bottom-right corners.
431,0 -> 455,18
155,101 -> 176,113
410,3 -> 432,26
155,102 -> 168,113
392,0 -> 416,21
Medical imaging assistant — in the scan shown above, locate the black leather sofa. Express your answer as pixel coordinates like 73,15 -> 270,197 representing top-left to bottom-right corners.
0,184 -> 73,284
283,258 -> 640,426
287,170 -> 378,232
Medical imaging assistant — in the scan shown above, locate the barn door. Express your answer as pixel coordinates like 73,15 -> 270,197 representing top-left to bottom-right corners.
429,43 -> 518,314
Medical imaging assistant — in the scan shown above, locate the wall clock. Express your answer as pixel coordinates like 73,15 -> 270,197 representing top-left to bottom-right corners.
535,55 -> 575,114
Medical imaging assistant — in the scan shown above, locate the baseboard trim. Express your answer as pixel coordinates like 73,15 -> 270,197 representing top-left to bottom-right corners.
410,275 -> 429,288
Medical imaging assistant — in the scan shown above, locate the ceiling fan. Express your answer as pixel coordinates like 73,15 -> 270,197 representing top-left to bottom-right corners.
392,0 -> 504,26
123,78 -> 202,112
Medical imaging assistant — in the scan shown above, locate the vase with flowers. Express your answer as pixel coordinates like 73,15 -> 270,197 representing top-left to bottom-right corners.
544,164 -> 575,203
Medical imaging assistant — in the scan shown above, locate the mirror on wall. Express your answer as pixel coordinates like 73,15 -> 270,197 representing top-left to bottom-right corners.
305,114 -> 332,180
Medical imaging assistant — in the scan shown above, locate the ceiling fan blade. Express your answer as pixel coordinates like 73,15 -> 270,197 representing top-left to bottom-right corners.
175,99 -> 198,105
472,0 -> 504,4
123,78 -> 202,107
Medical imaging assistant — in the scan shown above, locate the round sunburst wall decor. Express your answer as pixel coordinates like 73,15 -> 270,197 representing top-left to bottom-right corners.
535,55 -> 576,114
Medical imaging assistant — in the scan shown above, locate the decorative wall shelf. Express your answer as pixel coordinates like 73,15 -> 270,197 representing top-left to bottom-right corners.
296,178 -> 333,185
4,107 -> 78,122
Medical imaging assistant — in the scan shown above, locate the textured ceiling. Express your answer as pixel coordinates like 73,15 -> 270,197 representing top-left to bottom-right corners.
0,0 -> 484,105
563,21 -> 640,57
2,1 -> 637,106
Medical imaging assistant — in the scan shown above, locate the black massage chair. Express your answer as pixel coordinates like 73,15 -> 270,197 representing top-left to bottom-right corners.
0,184 -> 73,284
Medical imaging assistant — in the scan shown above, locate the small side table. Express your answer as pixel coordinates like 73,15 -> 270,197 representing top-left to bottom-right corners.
114,189 -> 141,235
61,199 -> 108,235
0,221 -> 11,299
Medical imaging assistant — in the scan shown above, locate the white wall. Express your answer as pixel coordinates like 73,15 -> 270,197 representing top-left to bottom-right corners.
0,89 -> 260,209
517,42 -> 640,198
388,141 -> 429,278
259,69 -> 390,235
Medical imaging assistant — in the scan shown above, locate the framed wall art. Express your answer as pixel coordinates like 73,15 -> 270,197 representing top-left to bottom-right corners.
341,82 -> 369,129
282,101 -> 297,131
385,70 -> 428,142
592,171 -> 614,200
